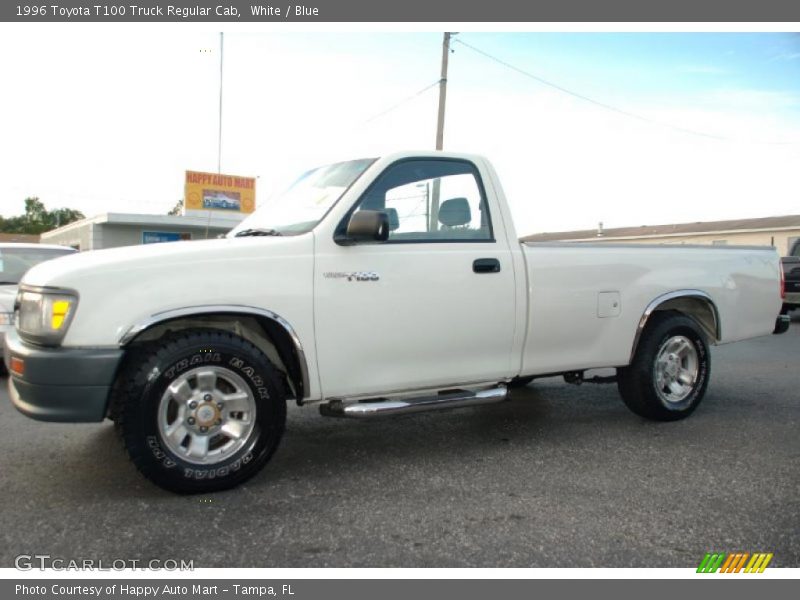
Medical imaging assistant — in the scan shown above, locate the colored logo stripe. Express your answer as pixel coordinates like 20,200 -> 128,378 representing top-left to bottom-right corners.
745,553 -> 773,573
697,552 -> 773,573
697,553 -> 726,573
720,553 -> 748,573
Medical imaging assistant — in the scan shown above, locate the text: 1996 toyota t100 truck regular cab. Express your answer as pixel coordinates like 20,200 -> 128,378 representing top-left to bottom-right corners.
4,152 -> 790,493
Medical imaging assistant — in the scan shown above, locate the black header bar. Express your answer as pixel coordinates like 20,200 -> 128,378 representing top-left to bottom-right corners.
3,0 -> 800,22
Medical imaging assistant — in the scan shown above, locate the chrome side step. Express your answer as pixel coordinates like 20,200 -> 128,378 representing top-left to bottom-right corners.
319,385 -> 508,419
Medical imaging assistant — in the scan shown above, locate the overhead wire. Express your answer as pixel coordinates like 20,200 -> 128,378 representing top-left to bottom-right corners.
363,80 -> 440,124
454,38 -> 797,146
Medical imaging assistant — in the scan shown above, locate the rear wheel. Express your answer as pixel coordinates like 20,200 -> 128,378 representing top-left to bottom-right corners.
617,312 -> 710,421
113,329 -> 286,493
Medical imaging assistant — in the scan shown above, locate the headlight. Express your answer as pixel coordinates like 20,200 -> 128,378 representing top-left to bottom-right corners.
15,286 -> 79,345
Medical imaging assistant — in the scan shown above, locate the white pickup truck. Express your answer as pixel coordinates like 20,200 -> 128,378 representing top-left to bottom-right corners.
4,151 -> 789,493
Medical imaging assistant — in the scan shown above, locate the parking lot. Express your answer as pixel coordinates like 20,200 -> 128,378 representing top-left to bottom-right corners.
1,321 -> 798,569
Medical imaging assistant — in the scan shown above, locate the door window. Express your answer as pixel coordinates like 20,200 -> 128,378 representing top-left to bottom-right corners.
348,159 -> 493,242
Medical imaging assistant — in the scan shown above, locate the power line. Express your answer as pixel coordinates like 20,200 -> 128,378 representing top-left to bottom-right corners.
363,80 -> 440,124
454,38 -> 797,146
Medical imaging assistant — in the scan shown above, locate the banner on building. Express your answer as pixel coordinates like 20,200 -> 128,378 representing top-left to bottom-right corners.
184,171 -> 256,216
142,231 -> 192,244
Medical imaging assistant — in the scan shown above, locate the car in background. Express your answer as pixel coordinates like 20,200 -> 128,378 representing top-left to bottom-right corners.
781,238 -> 800,315
0,244 -> 77,372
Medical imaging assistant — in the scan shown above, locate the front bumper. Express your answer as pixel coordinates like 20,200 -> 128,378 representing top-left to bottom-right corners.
4,329 -> 124,422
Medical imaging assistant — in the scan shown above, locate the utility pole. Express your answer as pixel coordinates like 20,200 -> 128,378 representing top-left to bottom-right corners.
207,31 -> 224,240
217,31 -> 224,174
435,32 -> 451,151
431,32 -> 453,232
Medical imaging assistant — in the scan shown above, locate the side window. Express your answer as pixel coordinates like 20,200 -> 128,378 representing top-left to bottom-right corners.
352,159 -> 493,242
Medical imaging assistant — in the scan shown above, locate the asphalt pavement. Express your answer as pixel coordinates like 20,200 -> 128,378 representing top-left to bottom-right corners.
1,322 -> 798,568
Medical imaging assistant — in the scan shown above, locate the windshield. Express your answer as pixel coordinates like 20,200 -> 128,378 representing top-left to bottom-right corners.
0,247 -> 76,285
229,158 -> 375,237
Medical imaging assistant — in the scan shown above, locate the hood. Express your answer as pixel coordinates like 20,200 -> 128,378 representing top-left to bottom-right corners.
21,234 -> 316,347
22,236 -> 307,289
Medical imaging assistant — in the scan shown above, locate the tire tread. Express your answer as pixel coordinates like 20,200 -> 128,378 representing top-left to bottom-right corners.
110,328 -> 286,493
617,311 -> 710,422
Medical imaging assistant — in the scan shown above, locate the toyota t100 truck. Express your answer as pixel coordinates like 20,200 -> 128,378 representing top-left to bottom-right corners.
4,152 -> 789,493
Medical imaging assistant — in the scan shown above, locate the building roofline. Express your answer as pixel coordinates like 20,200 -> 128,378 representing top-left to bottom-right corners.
41,212 -> 240,237
551,225 -> 800,243
522,214 -> 800,243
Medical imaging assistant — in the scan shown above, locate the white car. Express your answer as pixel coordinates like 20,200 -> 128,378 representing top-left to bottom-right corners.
4,152 -> 788,493
0,243 -> 76,370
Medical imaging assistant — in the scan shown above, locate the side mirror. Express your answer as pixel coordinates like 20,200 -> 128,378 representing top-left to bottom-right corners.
338,210 -> 390,244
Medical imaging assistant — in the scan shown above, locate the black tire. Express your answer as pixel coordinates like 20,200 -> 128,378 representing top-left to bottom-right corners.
508,375 -> 535,389
112,329 -> 286,493
617,311 -> 710,421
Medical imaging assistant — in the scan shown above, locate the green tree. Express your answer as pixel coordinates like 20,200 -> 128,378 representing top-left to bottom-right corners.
168,198 -> 184,216
24,197 -> 48,226
0,197 -> 85,234
49,207 -> 85,228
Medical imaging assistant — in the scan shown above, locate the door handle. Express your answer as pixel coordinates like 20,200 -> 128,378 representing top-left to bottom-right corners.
473,258 -> 501,274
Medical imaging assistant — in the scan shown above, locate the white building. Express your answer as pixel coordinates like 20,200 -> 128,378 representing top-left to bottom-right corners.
40,213 -> 242,251
522,214 -> 800,255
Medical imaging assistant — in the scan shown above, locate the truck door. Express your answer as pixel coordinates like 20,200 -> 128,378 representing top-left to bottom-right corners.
314,158 -> 516,399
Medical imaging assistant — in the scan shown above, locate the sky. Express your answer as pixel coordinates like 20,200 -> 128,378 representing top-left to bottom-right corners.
1,29 -> 799,236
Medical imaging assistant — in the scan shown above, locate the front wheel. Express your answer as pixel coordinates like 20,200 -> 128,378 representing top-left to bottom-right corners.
113,329 -> 287,493
617,312 -> 710,421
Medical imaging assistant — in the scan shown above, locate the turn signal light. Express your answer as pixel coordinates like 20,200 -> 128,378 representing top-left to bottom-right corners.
51,300 -> 71,330
9,357 -> 25,377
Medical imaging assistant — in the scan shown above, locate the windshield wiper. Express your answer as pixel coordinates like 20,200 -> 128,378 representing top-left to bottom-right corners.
234,228 -> 282,237
0,281 -> 19,285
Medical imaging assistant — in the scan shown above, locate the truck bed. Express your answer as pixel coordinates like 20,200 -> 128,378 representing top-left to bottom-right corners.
519,242 -> 781,376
